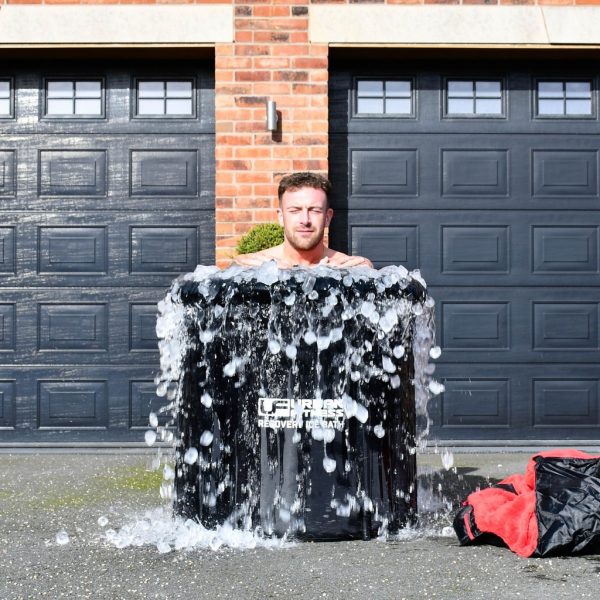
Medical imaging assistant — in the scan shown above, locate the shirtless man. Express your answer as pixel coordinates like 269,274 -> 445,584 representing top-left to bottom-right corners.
234,172 -> 373,269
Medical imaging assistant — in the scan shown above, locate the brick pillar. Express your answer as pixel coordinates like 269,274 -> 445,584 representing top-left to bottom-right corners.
214,1 -> 329,268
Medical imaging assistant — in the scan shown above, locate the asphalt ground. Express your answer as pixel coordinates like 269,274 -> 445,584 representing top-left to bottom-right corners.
1,451 -> 600,600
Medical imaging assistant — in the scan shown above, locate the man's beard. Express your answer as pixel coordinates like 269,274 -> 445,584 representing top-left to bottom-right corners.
286,228 -> 322,251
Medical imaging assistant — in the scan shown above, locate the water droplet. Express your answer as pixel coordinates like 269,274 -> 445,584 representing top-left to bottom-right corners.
323,457 -> 336,473
144,430 -> 157,446
303,330 -> 317,345
373,424 -> 385,438
441,449 -> 454,470
184,447 -> 199,465
429,346 -> 442,359
200,431 -> 214,446
97,516 -> 109,527
393,345 -> 405,359
148,412 -> 159,428
429,381 -> 445,395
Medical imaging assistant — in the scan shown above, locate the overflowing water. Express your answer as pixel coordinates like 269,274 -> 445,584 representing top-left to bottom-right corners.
110,262 -> 448,551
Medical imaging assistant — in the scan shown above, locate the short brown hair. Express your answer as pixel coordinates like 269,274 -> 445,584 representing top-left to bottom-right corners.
278,172 -> 332,204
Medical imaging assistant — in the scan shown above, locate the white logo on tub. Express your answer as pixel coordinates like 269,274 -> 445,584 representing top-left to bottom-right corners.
258,397 -> 344,430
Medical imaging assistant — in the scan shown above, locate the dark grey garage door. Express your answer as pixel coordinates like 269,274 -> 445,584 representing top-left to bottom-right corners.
0,61 -> 214,444
330,57 -> 600,444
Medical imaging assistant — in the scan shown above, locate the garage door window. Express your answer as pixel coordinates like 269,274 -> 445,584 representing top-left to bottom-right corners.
0,80 -> 11,117
446,80 -> 503,117
536,80 -> 593,117
45,80 -> 103,117
136,80 -> 194,117
355,79 -> 413,116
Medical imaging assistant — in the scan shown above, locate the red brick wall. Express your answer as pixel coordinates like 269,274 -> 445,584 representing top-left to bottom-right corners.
215,0 -> 328,266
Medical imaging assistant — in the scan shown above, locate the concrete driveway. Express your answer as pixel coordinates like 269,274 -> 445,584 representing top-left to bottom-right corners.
1,451 -> 599,600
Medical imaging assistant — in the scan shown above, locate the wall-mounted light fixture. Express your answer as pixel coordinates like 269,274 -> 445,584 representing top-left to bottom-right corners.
266,100 -> 278,132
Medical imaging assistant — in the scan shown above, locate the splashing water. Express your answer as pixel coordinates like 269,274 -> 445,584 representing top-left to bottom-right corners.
105,508 -> 291,552
139,263 -> 442,547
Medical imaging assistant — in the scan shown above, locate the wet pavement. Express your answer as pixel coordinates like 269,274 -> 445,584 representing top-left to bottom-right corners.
1,450 -> 600,600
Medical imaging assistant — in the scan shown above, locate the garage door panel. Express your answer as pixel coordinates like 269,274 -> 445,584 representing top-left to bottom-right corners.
0,211 -> 213,288
0,226 -> 16,276
2,134 -> 214,212
0,150 -> 16,198
0,380 -> 16,429
0,288 -> 163,365
532,149 -> 599,198
351,149 -> 418,197
345,210 -> 600,287
351,225 -> 419,269
434,286 -> 600,364
39,149 -> 108,198
429,364 -> 600,440
341,134 -> 600,211
441,149 -> 509,197
0,365 -> 163,441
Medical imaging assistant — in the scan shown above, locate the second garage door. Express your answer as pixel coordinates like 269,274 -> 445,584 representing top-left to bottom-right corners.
330,57 -> 600,443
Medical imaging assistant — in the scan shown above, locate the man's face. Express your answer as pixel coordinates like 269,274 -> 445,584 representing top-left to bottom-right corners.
278,186 -> 333,252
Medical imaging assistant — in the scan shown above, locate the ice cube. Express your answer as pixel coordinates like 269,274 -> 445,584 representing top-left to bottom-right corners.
441,449 -> 454,471
278,508 -> 291,523
311,427 -> 325,441
144,430 -> 157,447
200,431 -> 214,446
382,356 -> 396,374
302,274 -> 316,294
410,269 -> 427,289
199,330 -> 214,344
323,457 -> 336,473
323,428 -> 335,444
256,261 -> 279,286
183,447 -> 199,465
330,327 -> 343,343
379,308 -> 398,333
393,345 -> 405,359
55,531 -> 70,546
303,330 -> 317,345
268,339 -> 281,354
284,292 -> 296,306
156,541 -> 172,554
428,381 -> 445,395
373,424 -> 385,439
390,375 -> 401,389
355,403 -> 369,424
316,336 -> 330,350
223,358 -> 242,377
